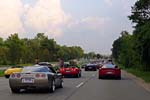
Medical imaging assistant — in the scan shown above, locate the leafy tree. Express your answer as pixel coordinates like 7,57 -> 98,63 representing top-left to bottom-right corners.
129,0 -> 150,71
5,34 -> 24,64
129,0 -> 150,27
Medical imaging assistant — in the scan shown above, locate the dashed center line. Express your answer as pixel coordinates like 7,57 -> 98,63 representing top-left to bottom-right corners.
76,82 -> 84,88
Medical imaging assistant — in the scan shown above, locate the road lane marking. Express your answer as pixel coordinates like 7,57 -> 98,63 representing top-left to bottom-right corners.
76,82 -> 84,88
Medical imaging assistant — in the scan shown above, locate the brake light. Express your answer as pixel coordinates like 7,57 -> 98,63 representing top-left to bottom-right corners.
16,73 -> 21,78
35,73 -> 46,78
72,68 -> 77,71
60,68 -> 64,72
11,74 -> 16,78
41,74 -> 46,78
11,73 -> 21,78
35,73 -> 40,78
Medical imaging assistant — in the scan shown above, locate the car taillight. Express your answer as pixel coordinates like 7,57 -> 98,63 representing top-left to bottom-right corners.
35,73 -> 40,78
60,68 -> 64,72
11,74 -> 16,78
11,73 -> 21,78
41,74 -> 46,78
35,73 -> 46,78
16,73 -> 21,78
72,68 -> 77,71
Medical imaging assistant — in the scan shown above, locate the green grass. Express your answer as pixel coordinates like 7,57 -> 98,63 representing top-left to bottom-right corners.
126,68 -> 150,83
117,63 -> 150,83
0,70 -> 4,77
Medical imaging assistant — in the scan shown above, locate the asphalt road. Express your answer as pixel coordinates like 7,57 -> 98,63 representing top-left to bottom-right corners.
0,70 -> 150,100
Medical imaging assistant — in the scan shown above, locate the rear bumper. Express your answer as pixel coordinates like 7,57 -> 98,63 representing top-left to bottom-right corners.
99,73 -> 121,79
9,79 -> 50,89
61,72 -> 80,78
61,71 -> 79,75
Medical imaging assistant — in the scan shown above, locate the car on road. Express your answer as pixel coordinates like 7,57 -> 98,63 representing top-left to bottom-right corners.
9,65 -> 63,93
59,64 -> 81,78
84,63 -> 97,71
98,64 -> 121,79
4,66 -> 23,78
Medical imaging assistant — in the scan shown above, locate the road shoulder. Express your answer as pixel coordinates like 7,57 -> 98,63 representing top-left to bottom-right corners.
123,70 -> 150,93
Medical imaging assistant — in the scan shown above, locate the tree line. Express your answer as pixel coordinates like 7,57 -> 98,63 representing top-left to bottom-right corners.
0,33 -> 84,65
112,0 -> 150,71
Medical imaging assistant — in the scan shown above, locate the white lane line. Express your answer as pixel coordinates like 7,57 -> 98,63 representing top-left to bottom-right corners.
76,82 -> 84,88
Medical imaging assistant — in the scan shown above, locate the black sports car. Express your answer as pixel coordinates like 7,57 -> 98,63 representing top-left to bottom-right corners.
85,64 -> 97,71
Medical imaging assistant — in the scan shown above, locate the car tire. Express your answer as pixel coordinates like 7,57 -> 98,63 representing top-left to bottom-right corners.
79,73 -> 81,77
11,88 -> 20,93
49,80 -> 55,93
5,75 -> 10,78
98,76 -> 102,79
59,81 -> 63,88
76,73 -> 79,78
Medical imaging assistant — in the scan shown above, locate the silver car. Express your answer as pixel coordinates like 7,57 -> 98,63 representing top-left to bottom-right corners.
9,65 -> 63,93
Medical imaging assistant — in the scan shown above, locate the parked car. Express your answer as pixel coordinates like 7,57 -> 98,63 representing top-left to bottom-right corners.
9,65 -> 63,93
59,64 -> 81,78
98,64 -> 121,79
84,64 -> 97,71
4,66 -> 23,78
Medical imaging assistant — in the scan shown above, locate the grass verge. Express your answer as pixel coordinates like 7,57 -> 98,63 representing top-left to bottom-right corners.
126,68 -> 150,83
117,63 -> 150,83
0,70 -> 4,77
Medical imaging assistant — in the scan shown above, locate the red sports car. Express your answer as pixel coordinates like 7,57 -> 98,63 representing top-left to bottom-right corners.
59,64 -> 81,78
98,64 -> 121,79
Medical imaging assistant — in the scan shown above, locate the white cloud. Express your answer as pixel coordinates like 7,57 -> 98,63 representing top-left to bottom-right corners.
0,0 -> 24,38
104,0 -> 113,6
68,17 -> 111,33
24,0 -> 70,37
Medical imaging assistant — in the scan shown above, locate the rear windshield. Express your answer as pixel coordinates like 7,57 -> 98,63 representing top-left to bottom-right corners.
64,64 -> 77,68
86,64 -> 97,67
22,66 -> 50,73
102,64 -> 116,68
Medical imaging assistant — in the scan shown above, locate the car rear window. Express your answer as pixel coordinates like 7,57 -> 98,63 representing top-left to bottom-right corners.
86,64 -> 97,67
102,64 -> 116,68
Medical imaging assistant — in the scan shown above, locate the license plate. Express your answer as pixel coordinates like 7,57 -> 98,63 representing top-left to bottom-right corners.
22,78 -> 34,83
107,72 -> 113,74
66,70 -> 70,72
89,67 -> 92,69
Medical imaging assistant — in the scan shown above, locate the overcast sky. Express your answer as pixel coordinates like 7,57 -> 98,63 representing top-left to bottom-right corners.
0,0 -> 137,54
